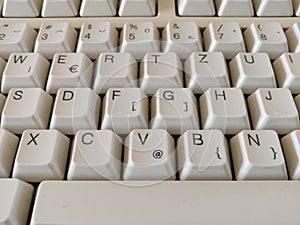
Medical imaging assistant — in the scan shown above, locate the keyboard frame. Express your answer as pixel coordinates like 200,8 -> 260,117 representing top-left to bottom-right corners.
0,0 -> 299,30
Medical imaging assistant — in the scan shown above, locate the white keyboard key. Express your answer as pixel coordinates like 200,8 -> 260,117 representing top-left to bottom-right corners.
151,88 -> 199,135
1,88 -> 53,134
203,22 -> 245,59
123,129 -> 176,180
3,0 -> 42,17
93,52 -> 138,94
177,0 -> 215,16
273,53 -> 300,94
0,23 -> 37,59
162,22 -> 202,59
281,130 -> 300,180
34,22 -> 77,59
76,22 -> 118,59
293,94 -> 300,118
185,52 -> 230,94
120,22 -> 160,60
12,130 -> 70,182
200,88 -> 250,135
0,93 -> 6,115
1,53 -> 50,94
101,88 -> 148,134
0,56 -> 6,76
119,0 -> 156,16
67,130 -> 122,180
231,130 -> 287,180
0,179 -> 33,225
140,52 -> 183,95
248,88 -> 299,134
244,22 -> 288,59
253,0 -> 293,16
0,129 -> 19,178
30,181 -> 300,225
41,0 -> 80,17
79,0 -> 118,16
215,0 -> 254,16
294,0 -> 300,16
285,22 -> 300,52
177,130 -> 232,180
46,53 -> 93,94
229,52 -> 276,94
50,88 -> 101,135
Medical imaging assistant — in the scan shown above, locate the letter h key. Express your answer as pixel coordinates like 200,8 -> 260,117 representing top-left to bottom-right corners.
200,88 -> 250,135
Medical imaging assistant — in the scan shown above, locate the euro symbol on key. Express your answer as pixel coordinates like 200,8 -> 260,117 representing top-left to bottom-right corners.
69,65 -> 79,73
153,150 -> 163,159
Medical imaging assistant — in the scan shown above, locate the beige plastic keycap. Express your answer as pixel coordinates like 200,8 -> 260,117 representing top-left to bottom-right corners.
0,179 -> 33,225
30,180 -> 300,225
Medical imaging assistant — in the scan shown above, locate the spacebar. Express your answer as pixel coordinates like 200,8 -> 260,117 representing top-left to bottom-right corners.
30,180 -> 300,225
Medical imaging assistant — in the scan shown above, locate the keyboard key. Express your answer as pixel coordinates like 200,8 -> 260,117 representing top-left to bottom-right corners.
185,51 -> 230,94
50,88 -> 101,135
229,52 -> 276,94
0,23 -> 37,59
215,0 -> 254,16
0,56 -> 6,78
140,52 -> 183,95
12,130 -> 70,182
123,129 -> 176,180
285,22 -> 300,52
1,88 -> 53,134
177,130 -> 232,180
151,88 -> 199,135
76,22 -> 118,59
203,22 -> 245,59
119,0 -> 156,16
120,22 -> 160,60
248,88 -> 300,134
252,0 -> 293,16
293,93 -> 300,118
101,88 -> 148,134
67,130 -> 122,180
34,22 -> 77,59
30,180 -> 300,225
244,22 -> 288,59
162,21 -> 202,59
93,52 -> 138,94
177,0 -> 215,16
0,129 -> 19,178
79,0 -> 118,16
41,0 -> 80,17
273,53 -> 300,94
200,88 -> 250,135
1,53 -> 50,94
2,0 -> 42,17
281,130 -> 300,180
294,0 -> 300,16
0,93 -> 7,115
230,130 -> 287,180
46,53 -> 93,94
0,179 -> 33,225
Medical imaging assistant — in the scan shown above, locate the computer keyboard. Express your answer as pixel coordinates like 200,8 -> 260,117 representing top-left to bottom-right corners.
2,0 -> 300,224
